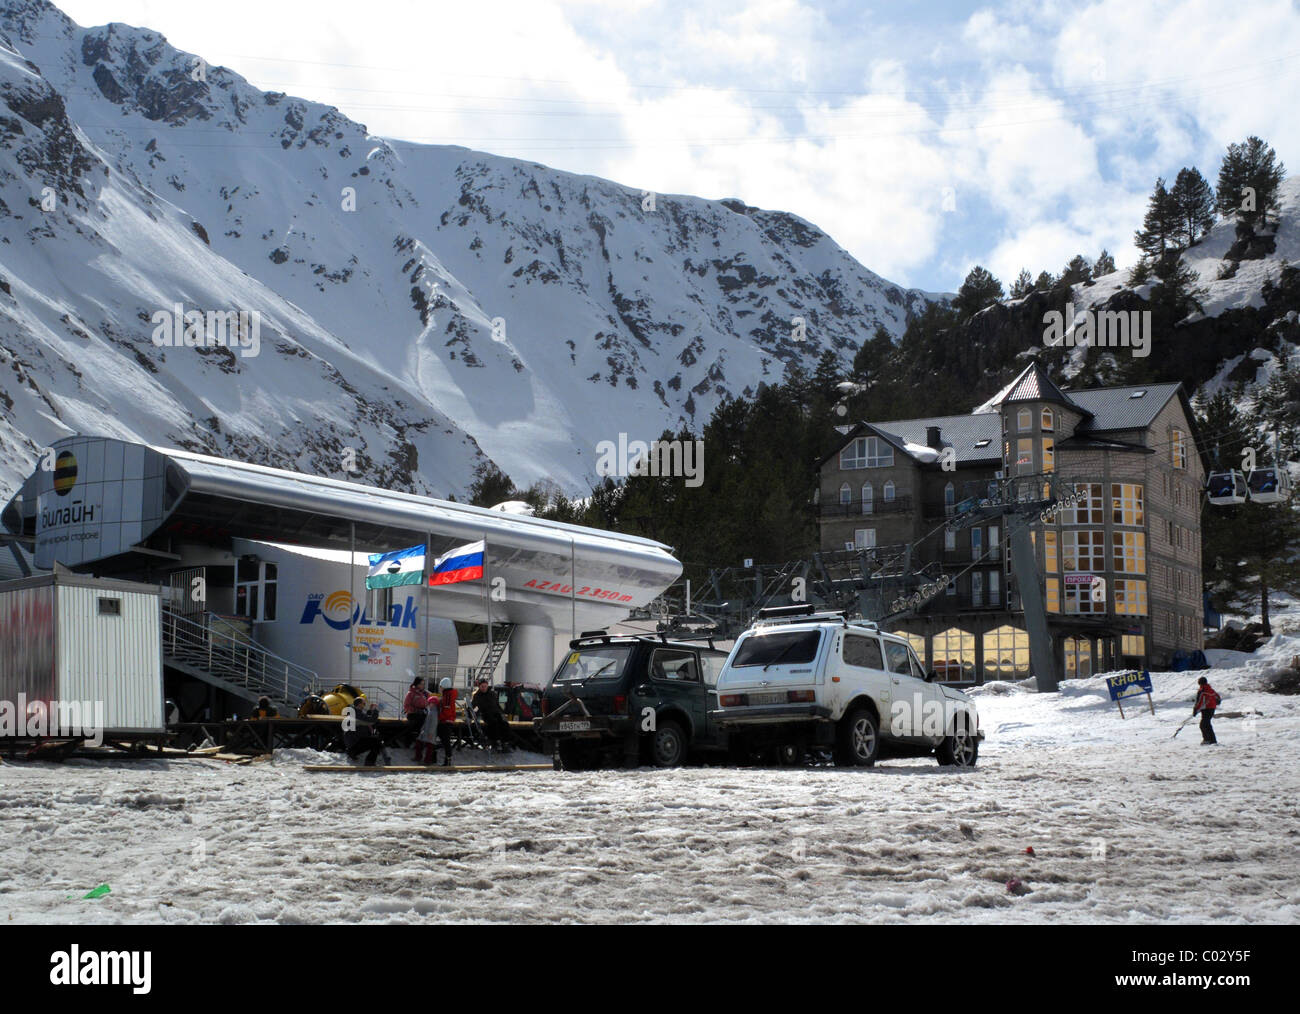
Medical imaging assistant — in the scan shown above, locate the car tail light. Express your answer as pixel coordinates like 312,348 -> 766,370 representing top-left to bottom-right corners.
787,690 -> 815,703
720,694 -> 743,707
613,695 -> 627,715
541,698 -> 550,716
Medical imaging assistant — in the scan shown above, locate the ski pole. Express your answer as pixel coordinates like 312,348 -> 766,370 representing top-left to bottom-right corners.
1172,715 -> 1197,739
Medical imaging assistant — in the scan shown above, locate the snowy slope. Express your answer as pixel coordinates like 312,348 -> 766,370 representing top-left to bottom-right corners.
2,636 -> 1297,924
0,0 -> 940,501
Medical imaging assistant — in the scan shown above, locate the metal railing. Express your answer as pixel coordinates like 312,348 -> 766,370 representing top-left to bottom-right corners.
161,607 -> 319,708
819,495 -> 913,519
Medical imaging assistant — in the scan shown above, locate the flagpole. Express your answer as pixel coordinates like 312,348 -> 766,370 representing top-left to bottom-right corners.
483,531 -> 491,688
424,532 -> 432,686
348,521 -> 356,684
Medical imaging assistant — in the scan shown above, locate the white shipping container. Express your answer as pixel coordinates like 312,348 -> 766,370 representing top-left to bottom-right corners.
0,573 -> 164,734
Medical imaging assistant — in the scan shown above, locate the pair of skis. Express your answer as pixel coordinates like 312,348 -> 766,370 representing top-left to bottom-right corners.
1171,715 -> 1198,739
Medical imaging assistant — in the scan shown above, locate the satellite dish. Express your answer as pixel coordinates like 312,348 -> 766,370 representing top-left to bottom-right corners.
489,500 -> 536,516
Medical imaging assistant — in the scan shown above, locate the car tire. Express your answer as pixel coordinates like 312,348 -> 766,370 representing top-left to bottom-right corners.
650,719 -> 687,768
556,740 -> 590,771
936,722 -> 979,768
835,707 -> 879,767
776,742 -> 806,767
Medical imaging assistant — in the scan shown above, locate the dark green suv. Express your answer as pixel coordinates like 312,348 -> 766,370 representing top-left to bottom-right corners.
535,633 -> 730,769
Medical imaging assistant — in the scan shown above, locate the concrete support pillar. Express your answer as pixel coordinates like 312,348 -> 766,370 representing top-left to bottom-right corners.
506,621 -> 556,685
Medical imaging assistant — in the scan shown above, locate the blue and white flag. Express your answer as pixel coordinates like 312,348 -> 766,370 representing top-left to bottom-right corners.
366,544 -> 426,589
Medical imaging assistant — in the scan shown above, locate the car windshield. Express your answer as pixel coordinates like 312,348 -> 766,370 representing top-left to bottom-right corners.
553,645 -> 632,682
730,629 -> 822,668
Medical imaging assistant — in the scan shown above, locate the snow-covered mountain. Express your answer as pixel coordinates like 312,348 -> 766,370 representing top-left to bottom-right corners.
0,0 -> 941,501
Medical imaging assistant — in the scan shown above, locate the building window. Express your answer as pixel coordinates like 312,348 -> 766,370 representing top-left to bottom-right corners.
988,569 -> 1000,606
862,482 -> 873,514
1017,408 -> 1032,432
1043,437 -> 1054,473
839,482 -> 851,505
971,528 -> 983,559
1043,530 -> 1058,572
235,560 -> 277,622
1062,529 -> 1105,572
1113,531 -> 1146,574
840,436 -> 893,469
1172,429 -> 1187,469
932,627 -> 975,682
1016,439 -> 1034,474
883,480 -> 896,502
982,624 -> 1027,680
1041,408 -> 1054,432
1112,483 -> 1144,526
1046,578 -> 1060,613
1061,483 -> 1103,525
1063,580 -> 1105,614
1064,636 -> 1093,678
1114,579 -> 1149,616
971,571 -> 984,608
855,528 -> 876,549
369,585 -> 394,626
988,524 -> 1000,560
944,482 -> 955,515
944,527 -> 956,551
1121,634 -> 1145,658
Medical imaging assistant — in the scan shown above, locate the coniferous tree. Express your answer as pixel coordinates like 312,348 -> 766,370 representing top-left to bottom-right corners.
1092,249 -> 1117,278
1060,254 -> 1092,286
1134,177 -> 1179,262
951,265 -> 1004,320
1010,269 -> 1034,299
467,462 -> 516,506
1170,167 -> 1216,247
1033,270 -> 1056,291
1216,136 -> 1286,230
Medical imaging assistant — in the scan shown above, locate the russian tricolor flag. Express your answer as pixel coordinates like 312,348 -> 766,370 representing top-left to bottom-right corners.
428,540 -> 485,586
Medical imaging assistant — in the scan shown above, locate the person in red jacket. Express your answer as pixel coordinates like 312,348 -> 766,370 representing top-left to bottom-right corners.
437,677 -> 458,766
1193,676 -> 1221,745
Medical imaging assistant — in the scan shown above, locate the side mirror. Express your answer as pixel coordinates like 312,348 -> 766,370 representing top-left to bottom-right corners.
926,670 -> 939,683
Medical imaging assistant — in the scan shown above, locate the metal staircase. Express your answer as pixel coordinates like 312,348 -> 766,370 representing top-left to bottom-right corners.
472,623 -> 515,684
162,607 -> 319,711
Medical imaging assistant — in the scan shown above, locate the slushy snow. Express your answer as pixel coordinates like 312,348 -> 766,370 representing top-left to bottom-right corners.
2,636 -> 1297,924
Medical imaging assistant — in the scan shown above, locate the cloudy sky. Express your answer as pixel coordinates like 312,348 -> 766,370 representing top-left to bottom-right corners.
58,0 -> 1300,293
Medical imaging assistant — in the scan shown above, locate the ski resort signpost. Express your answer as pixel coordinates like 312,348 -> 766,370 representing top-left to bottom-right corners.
1106,670 -> 1155,718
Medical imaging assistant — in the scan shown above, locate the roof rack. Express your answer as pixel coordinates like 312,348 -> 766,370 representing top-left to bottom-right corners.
752,607 -> 870,629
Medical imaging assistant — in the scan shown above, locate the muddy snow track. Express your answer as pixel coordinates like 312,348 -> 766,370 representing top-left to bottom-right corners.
1,736 -> 1296,923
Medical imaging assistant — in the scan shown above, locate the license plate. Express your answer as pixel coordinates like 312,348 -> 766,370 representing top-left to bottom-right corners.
558,720 -> 592,732
748,692 -> 784,706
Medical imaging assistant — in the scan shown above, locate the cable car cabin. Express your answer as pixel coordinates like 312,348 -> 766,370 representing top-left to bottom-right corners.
1206,471 -> 1248,505
1246,466 -> 1291,504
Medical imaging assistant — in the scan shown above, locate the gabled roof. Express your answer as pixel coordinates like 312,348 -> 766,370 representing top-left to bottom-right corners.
820,414 -> 1001,469
974,362 -> 1081,413
1063,383 -> 1183,432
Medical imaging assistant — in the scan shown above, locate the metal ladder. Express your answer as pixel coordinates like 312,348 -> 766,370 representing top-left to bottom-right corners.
473,623 -> 515,684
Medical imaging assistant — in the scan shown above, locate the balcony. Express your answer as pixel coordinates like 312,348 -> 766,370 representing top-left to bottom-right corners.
819,495 -> 913,520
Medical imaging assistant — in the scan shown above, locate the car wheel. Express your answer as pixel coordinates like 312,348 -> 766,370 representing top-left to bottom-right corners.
650,719 -> 687,768
836,707 -> 879,767
556,740 -> 590,771
776,742 -> 806,767
936,723 -> 979,768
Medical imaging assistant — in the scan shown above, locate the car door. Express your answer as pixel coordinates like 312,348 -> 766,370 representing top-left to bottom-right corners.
908,646 -> 947,741
840,632 -> 891,724
883,639 -> 927,739
696,651 -> 728,747
647,647 -> 707,741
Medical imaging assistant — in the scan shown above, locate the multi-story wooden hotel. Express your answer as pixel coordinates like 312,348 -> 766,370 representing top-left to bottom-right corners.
818,363 -> 1205,683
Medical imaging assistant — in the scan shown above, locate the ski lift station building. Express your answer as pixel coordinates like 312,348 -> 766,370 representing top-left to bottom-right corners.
1,436 -> 682,721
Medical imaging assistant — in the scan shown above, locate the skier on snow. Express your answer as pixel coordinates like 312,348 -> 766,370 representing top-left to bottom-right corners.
1193,676 -> 1221,745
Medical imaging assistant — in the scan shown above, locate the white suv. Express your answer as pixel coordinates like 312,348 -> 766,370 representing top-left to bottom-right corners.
709,605 -> 982,768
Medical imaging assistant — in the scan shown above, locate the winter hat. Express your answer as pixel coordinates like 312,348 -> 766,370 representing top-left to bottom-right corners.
439,677 -> 453,689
